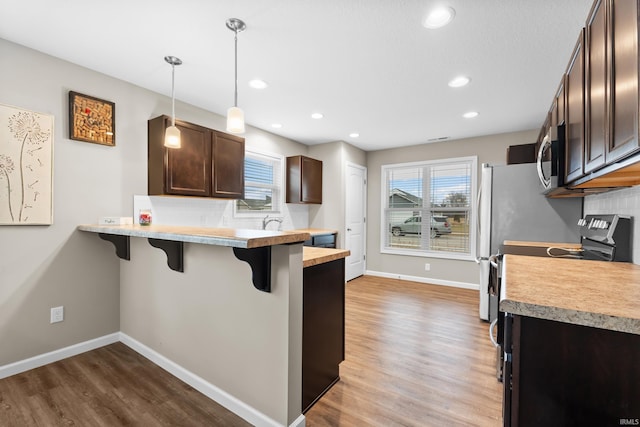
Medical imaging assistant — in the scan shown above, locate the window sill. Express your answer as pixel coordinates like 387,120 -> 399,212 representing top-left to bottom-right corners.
380,247 -> 476,261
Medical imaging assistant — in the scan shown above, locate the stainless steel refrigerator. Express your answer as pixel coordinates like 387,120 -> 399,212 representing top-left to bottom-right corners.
477,163 -> 583,321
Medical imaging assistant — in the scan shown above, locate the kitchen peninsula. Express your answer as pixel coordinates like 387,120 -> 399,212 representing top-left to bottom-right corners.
500,255 -> 640,427
78,223 -> 349,426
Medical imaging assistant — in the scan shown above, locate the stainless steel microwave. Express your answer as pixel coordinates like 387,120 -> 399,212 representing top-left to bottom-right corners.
536,123 -> 567,193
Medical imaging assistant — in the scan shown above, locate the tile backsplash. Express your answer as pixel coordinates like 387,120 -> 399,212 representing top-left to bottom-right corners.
133,195 -> 309,231
584,185 -> 640,265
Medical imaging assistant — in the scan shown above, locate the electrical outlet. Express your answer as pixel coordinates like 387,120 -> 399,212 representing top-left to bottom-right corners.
50,306 -> 64,324
424,263 -> 431,271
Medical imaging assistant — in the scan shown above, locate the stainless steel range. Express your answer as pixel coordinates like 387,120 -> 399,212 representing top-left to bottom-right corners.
489,214 -> 632,382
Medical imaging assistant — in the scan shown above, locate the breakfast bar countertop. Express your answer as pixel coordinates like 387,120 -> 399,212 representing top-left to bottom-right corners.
302,247 -> 350,268
500,254 -> 640,335
77,224 -> 311,249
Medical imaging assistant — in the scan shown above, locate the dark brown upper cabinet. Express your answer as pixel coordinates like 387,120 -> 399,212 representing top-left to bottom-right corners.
212,132 -> 245,199
148,115 -> 244,199
535,79 -> 565,164
585,0 -> 608,173
565,30 -> 586,184
286,155 -> 322,204
584,0 -> 640,173
608,0 -> 640,164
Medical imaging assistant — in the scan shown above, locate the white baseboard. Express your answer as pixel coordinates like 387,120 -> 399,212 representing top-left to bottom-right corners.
0,332 -> 119,380
290,414 -> 306,427
1,332 -> 304,427
365,270 -> 479,290
119,333 -> 302,427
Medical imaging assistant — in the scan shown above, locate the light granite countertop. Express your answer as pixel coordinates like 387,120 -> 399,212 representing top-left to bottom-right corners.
303,247 -> 350,268
500,254 -> 640,335
78,224 -> 311,249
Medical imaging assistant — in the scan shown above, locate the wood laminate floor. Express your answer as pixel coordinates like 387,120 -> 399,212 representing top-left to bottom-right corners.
0,342 -> 251,427
304,275 -> 503,427
0,275 -> 502,426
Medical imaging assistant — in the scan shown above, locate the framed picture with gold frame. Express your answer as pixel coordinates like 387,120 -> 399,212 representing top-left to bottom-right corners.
69,91 -> 115,146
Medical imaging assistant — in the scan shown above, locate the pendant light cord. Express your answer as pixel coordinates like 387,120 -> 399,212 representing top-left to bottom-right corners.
234,30 -> 238,108
171,62 -> 176,126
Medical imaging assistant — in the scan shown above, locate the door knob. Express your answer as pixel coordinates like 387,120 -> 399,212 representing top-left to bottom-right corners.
347,228 -> 352,231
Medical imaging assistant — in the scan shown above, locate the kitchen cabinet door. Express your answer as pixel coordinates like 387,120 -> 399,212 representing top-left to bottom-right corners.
148,115 -> 245,199
504,314 -> 640,427
286,155 -> 323,204
608,0 -> 640,163
565,30 -> 586,184
584,0 -> 608,173
148,116 -> 212,197
211,131 -> 244,199
302,258 -> 345,413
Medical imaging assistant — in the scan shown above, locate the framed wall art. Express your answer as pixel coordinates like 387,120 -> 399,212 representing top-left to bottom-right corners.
0,103 -> 54,225
69,91 -> 115,146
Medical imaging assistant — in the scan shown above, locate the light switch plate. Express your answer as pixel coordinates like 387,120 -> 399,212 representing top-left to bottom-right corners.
50,306 -> 64,323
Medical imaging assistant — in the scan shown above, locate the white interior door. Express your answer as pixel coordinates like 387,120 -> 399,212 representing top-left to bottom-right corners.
345,162 -> 367,281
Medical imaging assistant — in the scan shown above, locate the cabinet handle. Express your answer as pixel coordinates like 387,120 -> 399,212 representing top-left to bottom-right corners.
489,318 -> 500,348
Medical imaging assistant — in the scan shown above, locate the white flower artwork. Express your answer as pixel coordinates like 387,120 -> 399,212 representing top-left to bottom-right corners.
0,104 -> 53,225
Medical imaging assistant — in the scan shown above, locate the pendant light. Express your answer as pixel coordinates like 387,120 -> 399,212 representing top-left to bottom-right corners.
164,55 -> 183,148
226,18 -> 246,134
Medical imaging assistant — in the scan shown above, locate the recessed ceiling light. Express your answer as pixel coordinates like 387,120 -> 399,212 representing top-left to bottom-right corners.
349,133 -> 360,138
448,76 -> 470,88
463,111 -> 479,119
248,79 -> 268,89
311,113 -> 324,119
423,6 -> 456,29
271,123 -> 282,129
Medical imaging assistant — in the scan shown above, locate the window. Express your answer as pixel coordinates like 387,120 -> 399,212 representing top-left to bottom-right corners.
235,151 -> 283,215
381,156 -> 477,259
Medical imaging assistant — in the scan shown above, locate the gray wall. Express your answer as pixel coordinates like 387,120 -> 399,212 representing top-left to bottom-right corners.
309,141 -> 367,249
366,130 -> 539,285
0,38 -> 309,368
120,240 -> 304,425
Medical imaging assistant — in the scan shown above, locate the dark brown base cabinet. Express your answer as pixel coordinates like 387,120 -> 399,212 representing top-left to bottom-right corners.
302,259 -> 345,413
303,232 -> 337,248
503,314 -> 640,427
148,115 -> 244,199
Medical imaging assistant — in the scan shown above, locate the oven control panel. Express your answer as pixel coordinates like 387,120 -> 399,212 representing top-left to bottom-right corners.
577,214 -> 632,262
577,217 -> 610,230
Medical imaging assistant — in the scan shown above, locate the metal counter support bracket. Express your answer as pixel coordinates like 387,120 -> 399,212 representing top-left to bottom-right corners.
148,238 -> 184,272
233,247 -> 271,292
98,233 -> 130,260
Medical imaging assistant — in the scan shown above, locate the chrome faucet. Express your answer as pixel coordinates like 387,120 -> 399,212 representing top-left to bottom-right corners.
262,215 -> 283,230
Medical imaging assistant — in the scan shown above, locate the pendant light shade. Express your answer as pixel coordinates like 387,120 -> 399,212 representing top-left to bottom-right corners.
227,106 -> 245,134
164,124 -> 181,148
226,18 -> 246,134
164,55 -> 182,148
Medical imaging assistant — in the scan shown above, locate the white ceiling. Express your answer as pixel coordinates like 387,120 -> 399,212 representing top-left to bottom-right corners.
0,0 -> 593,151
